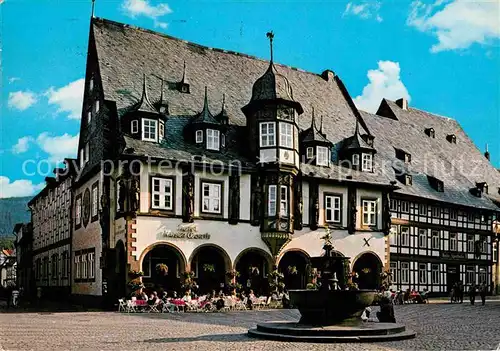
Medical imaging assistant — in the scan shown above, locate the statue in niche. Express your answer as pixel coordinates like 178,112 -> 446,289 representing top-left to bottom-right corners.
117,179 -> 127,213
348,188 -> 357,234
129,178 -> 140,212
254,178 -> 262,224
183,172 -> 194,223
294,182 -> 303,230
382,192 -> 391,235
229,175 -> 240,223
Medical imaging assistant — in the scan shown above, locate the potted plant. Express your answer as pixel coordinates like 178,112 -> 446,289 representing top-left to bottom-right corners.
225,269 -> 240,280
181,271 -> 197,290
203,264 -> 215,273
268,267 -> 285,293
287,266 -> 298,275
156,263 -> 169,276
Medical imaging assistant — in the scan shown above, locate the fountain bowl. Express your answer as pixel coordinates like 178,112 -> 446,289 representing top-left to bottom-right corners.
289,289 -> 376,325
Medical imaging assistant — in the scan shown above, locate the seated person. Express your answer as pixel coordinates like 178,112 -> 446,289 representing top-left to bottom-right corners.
420,288 -> 429,303
377,287 -> 396,323
182,289 -> 192,303
216,293 -> 225,310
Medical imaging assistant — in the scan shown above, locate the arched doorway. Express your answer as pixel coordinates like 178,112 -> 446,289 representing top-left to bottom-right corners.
115,240 -> 127,299
141,244 -> 186,294
278,250 -> 310,289
190,245 -> 230,294
235,248 -> 273,295
352,252 -> 382,289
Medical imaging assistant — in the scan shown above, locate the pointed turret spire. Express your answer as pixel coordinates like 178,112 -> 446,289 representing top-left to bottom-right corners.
485,143 -> 491,161
91,0 -> 96,18
319,115 -> 324,134
192,86 -> 219,125
203,86 -> 209,110
221,93 -> 226,111
266,31 -> 274,63
216,93 -> 229,124
181,61 -> 188,84
311,107 -> 316,129
177,61 -> 191,93
159,78 -> 164,104
130,73 -> 158,114
354,118 -> 360,135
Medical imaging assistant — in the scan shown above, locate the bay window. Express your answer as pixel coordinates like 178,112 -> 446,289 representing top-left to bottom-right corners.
207,129 -> 220,151
279,122 -> 293,148
268,185 -> 277,216
152,177 -> 173,210
202,182 -> 221,214
280,185 -> 288,216
260,122 -> 276,147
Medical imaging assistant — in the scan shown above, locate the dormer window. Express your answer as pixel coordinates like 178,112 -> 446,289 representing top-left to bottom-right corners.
131,120 -> 138,134
159,120 -> 165,140
405,174 -> 413,185
306,147 -> 313,159
352,154 -> 360,166
428,175 -> 444,192
317,146 -> 329,166
446,134 -> 456,143
195,130 -> 203,143
180,84 -> 189,94
142,119 -> 157,142
362,153 -> 373,172
425,128 -> 435,138
395,148 -> 411,163
207,129 -> 220,151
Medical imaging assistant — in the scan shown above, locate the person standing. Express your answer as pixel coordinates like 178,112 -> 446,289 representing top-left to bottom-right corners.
479,283 -> 487,306
468,284 -> 477,305
458,281 -> 464,304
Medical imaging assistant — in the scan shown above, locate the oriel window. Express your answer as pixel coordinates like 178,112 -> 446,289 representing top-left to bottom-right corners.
260,122 -> 276,147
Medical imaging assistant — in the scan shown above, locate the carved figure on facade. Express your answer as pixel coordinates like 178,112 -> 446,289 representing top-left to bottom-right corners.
117,179 -> 127,213
183,170 -> 194,223
129,177 -> 140,212
229,175 -> 240,224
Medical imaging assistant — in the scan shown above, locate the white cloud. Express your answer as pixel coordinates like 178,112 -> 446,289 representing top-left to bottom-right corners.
36,132 -> 79,163
45,78 -> 84,120
122,0 -> 172,28
407,0 -> 500,53
7,91 -> 37,111
343,2 -> 382,22
0,176 -> 45,199
12,136 -> 34,154
353,60 -> 411,113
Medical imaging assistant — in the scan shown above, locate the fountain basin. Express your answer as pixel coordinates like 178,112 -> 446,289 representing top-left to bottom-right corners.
289,289 -> 376,325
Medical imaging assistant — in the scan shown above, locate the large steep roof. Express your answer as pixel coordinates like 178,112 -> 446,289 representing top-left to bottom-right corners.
362,99 -> 500,210
92,17 -> 366,145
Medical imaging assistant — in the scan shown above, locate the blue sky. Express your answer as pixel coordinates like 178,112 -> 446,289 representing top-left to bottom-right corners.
1,0 -> 499,198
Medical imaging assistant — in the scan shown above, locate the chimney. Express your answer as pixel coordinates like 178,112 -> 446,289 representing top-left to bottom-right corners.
395,98 -> 408,110
485,144 -> 490,161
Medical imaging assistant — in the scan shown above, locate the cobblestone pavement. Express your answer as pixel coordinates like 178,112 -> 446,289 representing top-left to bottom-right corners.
1,302 -> 499,351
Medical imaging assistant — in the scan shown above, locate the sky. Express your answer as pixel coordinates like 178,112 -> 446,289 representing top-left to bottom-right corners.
1,0 -> 499,198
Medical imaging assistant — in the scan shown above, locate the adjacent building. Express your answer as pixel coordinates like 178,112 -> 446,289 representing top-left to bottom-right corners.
0,249 -> 16,288
13,222 -> 33,295
27,160 -> 76,300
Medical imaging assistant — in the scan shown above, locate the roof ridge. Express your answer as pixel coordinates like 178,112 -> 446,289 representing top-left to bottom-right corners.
92,16 -> 329,80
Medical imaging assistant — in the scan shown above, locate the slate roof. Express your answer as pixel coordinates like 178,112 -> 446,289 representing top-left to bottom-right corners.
362,99 -> 500,211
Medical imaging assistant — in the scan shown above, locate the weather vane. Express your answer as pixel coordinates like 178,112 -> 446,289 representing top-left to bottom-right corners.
266,31 -> 274,62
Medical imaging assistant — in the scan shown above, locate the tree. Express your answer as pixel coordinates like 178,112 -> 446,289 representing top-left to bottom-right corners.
0,237 -> 14,250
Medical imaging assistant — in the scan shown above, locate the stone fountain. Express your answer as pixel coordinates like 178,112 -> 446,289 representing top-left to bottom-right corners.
248,230 -> 416,342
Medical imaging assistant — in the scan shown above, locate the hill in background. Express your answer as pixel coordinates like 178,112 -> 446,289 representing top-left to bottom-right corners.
0,196 -> 31,236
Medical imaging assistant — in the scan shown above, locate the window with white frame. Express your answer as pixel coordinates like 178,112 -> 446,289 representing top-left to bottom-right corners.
401,262 -> 409,284
418,263 -> 426,283
159,121 -> 165,140
431,264 -> 439,284
195,130 -> 203,143
400,226 -> 409,246
75,255 -> 81,279
449,233 -> 458,251
91,184 -> 98,218
142,119 -> 157,141
362,199 -> 377,226
260,122 -> 275,147
390,262 -> 397,284
75,197 -> 82,226
280,185 -> 288,216
95,99 -> 100,113
419,204 -> 427,215
202,182 -> 221,214
131,120 -> 138,133
466,266 -> 475,285
279,122 -> 293,148
418,229 -> 427,248
207,129 -> 220,151
152,177 -> 173,210
493,243 -> 497,263
352,154 -> 360,166
390,225 -> 397,245
432,206 -> 441,218
361,153 -> 373,171
390,199 -> 397,211
479,266 -> 486,284
401,201 -> 409,213
268,185 -> 277,216
306,147 -> 313,159
467,234 -> 474,252
431,230 -> 440,249
81,253 -> 88,279
88,252 -> 95,279
325,195 -> 341,223
450,209 -> 458,220
316,146 -> 329,166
